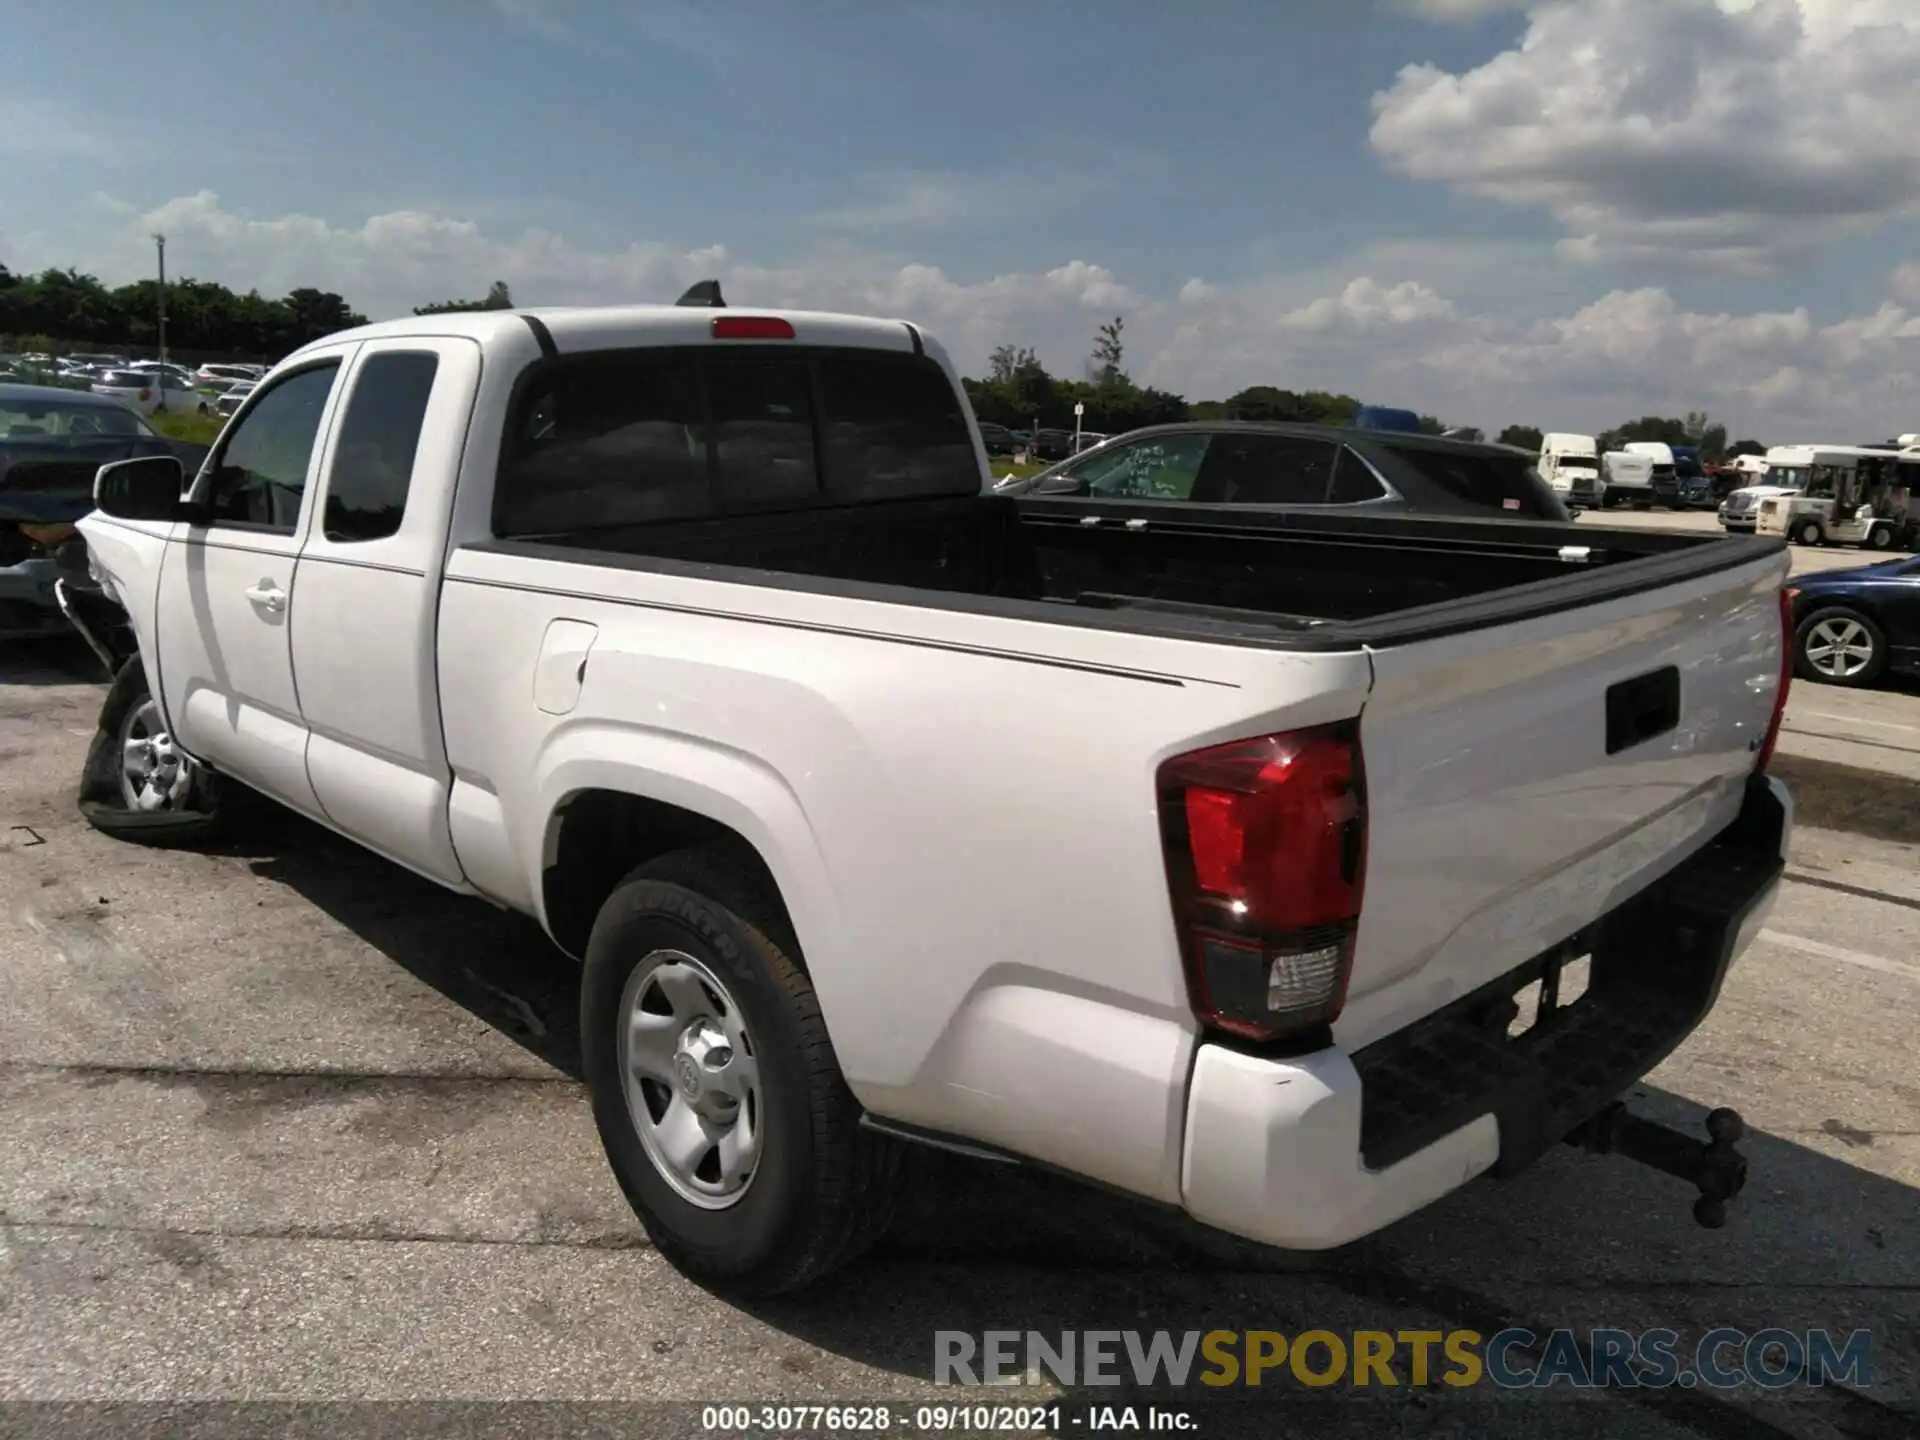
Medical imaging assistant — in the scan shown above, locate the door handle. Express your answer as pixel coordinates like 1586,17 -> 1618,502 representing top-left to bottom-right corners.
244,580 -> 287,613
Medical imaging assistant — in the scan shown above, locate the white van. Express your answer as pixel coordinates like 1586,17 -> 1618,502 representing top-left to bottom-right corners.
1623,442 -> 1680,506
1537,432 -> 1601,508
1601,450 -> 1655,507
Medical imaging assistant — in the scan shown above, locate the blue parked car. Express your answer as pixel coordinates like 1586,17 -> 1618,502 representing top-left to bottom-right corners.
1788,555 -> 1920,687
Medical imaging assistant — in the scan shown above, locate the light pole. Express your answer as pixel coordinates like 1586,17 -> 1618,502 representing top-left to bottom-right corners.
153,233 -> 167,367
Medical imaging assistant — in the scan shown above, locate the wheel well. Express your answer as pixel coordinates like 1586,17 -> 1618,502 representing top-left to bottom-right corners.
541,789 -> 794,959
1794,597 -> 1883,634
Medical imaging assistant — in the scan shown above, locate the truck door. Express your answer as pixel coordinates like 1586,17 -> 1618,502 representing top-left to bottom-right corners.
289,337 -> 479,886
155,350 -> 354,816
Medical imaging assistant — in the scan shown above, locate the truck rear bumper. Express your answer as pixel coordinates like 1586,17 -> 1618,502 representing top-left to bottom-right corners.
1179,775 -> 1792,1252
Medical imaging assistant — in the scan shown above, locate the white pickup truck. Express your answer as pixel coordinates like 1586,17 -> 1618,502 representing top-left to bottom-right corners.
68,295 -> 1795,1294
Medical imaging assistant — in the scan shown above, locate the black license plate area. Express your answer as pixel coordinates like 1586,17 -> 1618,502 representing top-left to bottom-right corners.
1606,665 -> 1680,755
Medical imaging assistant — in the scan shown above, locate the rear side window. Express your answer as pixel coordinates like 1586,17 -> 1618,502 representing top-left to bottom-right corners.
497,354 -> 707,536
323,352 -> 439,542
1194,434 -> 1338,505
1374,443 -> 1559,518
1327,449 -> 1389,504
815,352 -> 978,500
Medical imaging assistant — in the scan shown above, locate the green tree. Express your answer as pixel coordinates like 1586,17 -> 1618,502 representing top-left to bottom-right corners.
1207,386 -> 1359,425
414,280 -> 514,315
0,262 -> 366,357
1091,316 -> 1125,387
1726,438 -> 1767,459
1497,424 -> 1543,451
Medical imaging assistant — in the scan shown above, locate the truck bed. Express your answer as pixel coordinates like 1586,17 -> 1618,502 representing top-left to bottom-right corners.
471,491 -> 1786,649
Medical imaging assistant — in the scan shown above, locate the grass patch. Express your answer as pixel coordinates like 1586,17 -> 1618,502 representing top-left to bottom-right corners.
990,458 -> 1046,480
147,409 -> 225,446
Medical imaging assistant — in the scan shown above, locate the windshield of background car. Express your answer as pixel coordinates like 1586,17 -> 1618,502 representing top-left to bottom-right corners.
1373,442 -> 1562,518
0,401 -> 150,439
1805,465 -> 1846,499
1556,455 -> 1598,470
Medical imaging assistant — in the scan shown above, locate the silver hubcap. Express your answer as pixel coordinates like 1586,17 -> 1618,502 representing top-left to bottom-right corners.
617,949 -> 761,1209
1805,618 -> 1875,679
117,698 -> 197,811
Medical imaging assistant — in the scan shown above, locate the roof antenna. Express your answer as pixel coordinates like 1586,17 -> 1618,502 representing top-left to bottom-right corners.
675,280 -> 726,308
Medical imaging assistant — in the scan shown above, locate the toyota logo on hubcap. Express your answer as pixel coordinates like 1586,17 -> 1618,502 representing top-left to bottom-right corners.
675,1053 -> 701,1098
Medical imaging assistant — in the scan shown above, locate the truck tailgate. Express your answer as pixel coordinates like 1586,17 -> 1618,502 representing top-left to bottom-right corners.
1336,549 -> 1789,1050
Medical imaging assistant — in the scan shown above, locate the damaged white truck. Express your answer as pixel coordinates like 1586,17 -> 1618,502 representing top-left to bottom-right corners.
67,292 -> 1795,1294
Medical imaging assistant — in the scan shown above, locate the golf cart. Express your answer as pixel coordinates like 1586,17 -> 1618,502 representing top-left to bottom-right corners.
1753,446 -> 1917,550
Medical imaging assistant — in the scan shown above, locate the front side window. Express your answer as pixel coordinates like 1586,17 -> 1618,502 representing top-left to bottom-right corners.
204,361 -> 341,531
1076,433 -> 1213,499
323,351 -> 440,542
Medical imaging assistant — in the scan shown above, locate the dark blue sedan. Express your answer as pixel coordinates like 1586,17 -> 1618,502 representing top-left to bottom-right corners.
1790,555 -> 1920,687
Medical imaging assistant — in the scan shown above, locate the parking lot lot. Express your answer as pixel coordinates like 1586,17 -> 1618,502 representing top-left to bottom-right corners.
1,511 -> 1916,1436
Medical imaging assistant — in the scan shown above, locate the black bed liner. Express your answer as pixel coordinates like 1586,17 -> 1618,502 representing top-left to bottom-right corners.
463,492 -> 1787,655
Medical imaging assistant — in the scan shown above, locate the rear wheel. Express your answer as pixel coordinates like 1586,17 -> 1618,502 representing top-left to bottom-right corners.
580,844 -> 901,1295
1795,606 -> 1886,687
78,658 -> 228,845
1866,522 -> 1894,550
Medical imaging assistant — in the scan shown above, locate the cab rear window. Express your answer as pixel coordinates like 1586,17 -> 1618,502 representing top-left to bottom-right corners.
495,346 -> 979,537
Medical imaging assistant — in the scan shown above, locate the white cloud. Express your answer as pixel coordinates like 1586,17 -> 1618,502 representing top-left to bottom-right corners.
1280,277 -> 1455,332
1371,0 -> 1920,268
19,190 -> 1920,441
1389,0 -> 1531,20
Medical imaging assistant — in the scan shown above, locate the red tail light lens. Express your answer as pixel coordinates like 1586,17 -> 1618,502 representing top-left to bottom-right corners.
1157,722 -> 1368,1043
1754,586 -> 1795,774
711,316 -> 795,340
19,522 -> 77,548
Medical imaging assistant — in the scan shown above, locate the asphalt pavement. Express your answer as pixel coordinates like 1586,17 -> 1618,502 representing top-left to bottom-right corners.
2,515 -> 1917,1437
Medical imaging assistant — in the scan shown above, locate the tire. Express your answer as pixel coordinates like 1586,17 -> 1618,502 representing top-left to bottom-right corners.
1794,606 -> 1887,688
580,844 -> 901,1295
1796,519 -> 1823,546
77,658 -> 228,845
1866,523 -> 1894,550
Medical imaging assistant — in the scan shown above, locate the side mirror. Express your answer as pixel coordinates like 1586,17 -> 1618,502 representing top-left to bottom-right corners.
94,455 -> 187,521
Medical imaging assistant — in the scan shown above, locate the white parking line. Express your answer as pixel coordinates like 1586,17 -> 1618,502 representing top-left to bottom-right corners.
1758,929 -> 1920,985
1790,710 -> 1920,734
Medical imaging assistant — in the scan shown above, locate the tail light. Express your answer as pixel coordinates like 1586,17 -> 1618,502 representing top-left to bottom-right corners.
1156,722 -> 1368,1044
1754,586 -> 1795,774
139,388 -> 152,401
712,316 -> 795,340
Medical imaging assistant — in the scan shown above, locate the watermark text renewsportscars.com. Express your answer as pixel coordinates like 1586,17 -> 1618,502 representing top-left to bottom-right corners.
934,1327 -> 1874,1391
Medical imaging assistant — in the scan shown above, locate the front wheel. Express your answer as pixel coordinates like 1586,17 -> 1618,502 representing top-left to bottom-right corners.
580,845 -> 901,1295
1866,522 -> 1894,550
1795,519 -> 1824,546
78,658 -> 228,845
1795,606 -> 1886,688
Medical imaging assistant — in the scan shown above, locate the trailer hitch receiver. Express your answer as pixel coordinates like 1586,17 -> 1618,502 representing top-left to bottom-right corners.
1567,1104 -> 1748,1228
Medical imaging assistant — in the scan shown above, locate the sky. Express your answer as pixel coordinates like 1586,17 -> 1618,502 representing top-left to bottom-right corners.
6,0 -> 1920,439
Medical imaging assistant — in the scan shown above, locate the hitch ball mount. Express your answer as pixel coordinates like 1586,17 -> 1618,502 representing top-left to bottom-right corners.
1567,1104 -> 1749,1229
